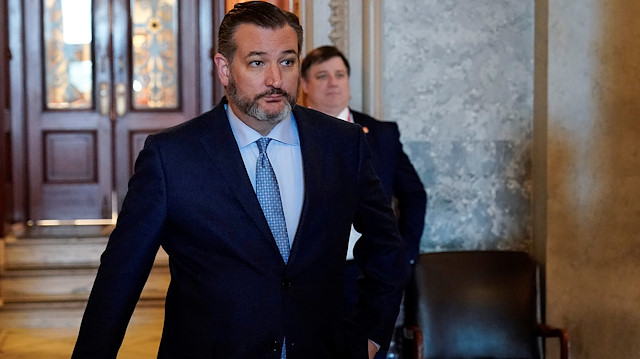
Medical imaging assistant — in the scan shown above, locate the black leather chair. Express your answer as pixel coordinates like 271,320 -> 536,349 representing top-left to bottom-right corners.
402,251 -> 568,359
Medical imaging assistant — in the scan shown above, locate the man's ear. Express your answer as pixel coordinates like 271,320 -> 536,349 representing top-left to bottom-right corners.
214,53 -> 230,87
300,76 -> 308,94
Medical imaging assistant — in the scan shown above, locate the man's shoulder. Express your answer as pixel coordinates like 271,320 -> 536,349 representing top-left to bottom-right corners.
294,105 -> 338,122
351,109 -> 397,130
293,105 -> 359,132
350,109 -> 377,123
350,109 -> 400,141
156,104 -> 225,138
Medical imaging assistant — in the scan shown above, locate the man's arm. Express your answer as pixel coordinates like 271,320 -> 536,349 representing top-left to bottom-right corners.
72,136 -> 166,358
351,128 -> 408,350
389,122 -> 427,266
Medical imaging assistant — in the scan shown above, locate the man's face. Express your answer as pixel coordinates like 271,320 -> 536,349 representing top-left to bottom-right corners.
301,56 -> 350,117
216,24 -> 300,130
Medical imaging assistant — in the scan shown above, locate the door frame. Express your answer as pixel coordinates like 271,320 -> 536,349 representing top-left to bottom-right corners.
7,0 -> 25,225
1,0 -> 9,234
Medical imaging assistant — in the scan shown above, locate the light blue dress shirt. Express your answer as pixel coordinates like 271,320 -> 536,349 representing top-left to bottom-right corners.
226,105 -> 304,247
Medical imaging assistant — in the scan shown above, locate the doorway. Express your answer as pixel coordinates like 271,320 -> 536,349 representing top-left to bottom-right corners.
20,0 -> 202,224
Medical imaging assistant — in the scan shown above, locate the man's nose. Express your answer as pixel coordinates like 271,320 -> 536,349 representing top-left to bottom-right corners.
327,75 -> 338,86
265,64 -> 283,88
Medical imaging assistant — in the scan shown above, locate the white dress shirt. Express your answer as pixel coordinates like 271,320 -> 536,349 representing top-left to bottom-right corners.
335,107 -> 352,123
334,107 -> 362,260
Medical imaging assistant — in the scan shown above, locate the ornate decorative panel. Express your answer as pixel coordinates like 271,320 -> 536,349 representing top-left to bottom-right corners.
131,0 -> 179,110
329,0 -> 348,54
43,0 -> 94,110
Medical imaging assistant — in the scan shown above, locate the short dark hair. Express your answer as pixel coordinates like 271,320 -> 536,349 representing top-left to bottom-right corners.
218,1 -> 304,63
301,46 -> 351,79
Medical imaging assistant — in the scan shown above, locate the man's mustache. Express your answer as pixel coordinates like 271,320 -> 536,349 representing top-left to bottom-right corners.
255,88 -> 290,100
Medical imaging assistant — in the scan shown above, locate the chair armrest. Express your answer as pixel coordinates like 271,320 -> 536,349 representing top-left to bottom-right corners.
537,324 -> 569,359
401,325 -> 424,359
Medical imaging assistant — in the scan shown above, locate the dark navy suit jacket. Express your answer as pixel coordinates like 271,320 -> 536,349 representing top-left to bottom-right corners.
351,110 -> 427,265
72,99 -> 407,359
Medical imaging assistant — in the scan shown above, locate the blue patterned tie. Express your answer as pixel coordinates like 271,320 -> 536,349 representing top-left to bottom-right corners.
256,137 -> 289,359
256,137 -> 290,263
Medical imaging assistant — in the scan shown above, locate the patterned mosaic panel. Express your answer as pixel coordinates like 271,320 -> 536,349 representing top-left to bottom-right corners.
43,0 -> 93,110
131,0 -> 179,109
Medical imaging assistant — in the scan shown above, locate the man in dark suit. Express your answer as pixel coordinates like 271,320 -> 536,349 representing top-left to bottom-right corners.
301,46 -> 427,358
72,2 -> 406,359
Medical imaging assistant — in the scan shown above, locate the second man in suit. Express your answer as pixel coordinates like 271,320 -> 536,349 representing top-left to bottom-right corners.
301,46 -> 427,358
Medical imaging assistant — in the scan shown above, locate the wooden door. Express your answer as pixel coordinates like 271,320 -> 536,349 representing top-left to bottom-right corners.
23,0 -> 201,223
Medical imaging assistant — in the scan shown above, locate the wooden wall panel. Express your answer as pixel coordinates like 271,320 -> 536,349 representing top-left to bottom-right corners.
43,131 -> 97,183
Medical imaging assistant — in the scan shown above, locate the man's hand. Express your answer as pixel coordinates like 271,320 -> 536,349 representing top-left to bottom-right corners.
367,340 -> 379,359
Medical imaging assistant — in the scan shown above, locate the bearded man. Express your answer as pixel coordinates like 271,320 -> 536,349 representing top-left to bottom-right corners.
72,2 -> 406,359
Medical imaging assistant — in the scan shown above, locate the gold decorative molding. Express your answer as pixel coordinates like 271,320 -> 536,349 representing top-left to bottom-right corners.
329,0 -> 349,55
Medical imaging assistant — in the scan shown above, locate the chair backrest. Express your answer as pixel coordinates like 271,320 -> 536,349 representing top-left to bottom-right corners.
409,251 -> 540,359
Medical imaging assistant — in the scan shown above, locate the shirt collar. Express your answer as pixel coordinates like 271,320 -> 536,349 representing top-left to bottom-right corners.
336,107 -> 351,123
226,104 -> 299,149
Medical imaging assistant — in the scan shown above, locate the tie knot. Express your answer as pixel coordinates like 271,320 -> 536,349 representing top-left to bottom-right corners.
256,137 -> 272,154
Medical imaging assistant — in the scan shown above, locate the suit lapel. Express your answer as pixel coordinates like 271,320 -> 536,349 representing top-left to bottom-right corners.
197,103 -> 325,265
287,107 -> 322,264
352,110 -> 374,145
198,102 -> 275,245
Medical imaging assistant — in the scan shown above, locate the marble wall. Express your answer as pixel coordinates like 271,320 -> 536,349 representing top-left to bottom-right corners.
381,0 -> 534,252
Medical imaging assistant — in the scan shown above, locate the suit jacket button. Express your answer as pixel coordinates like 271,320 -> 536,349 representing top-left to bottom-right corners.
272,340 -> 280,351
281,279 -> 292,289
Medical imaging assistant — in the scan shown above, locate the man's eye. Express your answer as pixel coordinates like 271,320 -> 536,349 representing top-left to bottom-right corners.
281,59 -> 295,66
336,73 -> 345,79
316,74 -> 327,80
250,61 -> 263,67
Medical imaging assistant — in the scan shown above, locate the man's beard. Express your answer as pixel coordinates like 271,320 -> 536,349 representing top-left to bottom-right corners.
227,74 -> 299,124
